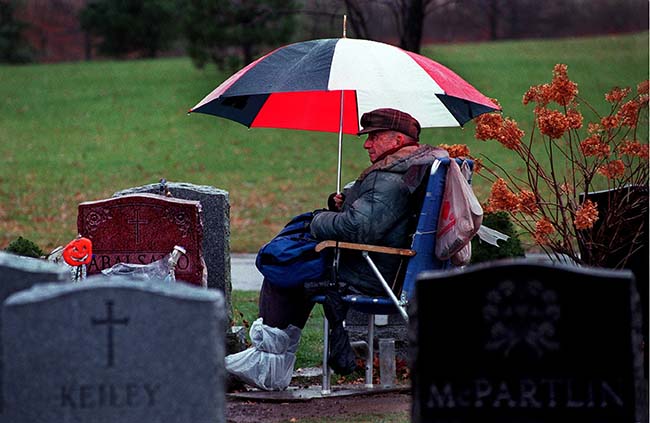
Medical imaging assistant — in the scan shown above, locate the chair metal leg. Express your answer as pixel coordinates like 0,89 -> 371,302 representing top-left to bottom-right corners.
365,314 -> 374,388
362,251 -> 409,322
321,317 -> 331,394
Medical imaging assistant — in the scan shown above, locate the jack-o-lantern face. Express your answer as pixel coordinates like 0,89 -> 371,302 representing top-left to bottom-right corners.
63,237 -> 93,266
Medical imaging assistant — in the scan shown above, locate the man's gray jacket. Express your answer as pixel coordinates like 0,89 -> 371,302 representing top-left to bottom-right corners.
310,144 -> 448,295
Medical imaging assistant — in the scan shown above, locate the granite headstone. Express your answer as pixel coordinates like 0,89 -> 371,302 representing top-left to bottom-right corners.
0,252 -> 69,414
410,259 -> 646,423
580,185 -> 649,378
113,182 -> 231,317
2,277 -> 225,423
78,193 -> 205,286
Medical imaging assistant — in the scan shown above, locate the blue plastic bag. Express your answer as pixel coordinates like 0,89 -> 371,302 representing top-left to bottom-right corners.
255,212 -> 329,288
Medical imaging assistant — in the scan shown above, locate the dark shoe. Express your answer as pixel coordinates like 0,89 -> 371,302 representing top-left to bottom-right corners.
327,324 -> 356,375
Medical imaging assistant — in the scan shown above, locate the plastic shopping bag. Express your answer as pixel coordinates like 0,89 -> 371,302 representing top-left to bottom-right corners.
436,160 -> 483,261
225,318 -> 301,391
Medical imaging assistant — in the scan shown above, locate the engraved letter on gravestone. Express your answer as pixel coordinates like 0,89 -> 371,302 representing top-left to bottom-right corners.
411,259 -> 645,423
2,277 -> 225,423
77,194 -> 205,286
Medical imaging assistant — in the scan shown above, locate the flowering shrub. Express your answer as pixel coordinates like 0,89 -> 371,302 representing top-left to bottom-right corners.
471,64 -> 648,268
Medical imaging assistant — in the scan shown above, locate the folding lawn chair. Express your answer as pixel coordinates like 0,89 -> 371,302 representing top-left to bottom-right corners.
312,156 -> 474,394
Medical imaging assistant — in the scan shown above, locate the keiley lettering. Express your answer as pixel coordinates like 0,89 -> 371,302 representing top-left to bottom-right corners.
426,378 -> 625,409
60,383 -> 161,409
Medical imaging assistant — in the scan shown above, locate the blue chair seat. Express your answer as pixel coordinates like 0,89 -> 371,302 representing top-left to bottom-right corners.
312,294 -> 399,315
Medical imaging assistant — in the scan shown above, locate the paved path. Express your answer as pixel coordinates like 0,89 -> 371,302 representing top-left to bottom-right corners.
231,253 -> 263,291
230,252 -> 570,291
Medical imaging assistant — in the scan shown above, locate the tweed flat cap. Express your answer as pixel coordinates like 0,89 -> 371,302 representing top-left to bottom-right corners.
358,108 -> 421,139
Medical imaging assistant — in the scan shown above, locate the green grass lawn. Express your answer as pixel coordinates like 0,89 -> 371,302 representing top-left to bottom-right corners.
1,32 -> 647,253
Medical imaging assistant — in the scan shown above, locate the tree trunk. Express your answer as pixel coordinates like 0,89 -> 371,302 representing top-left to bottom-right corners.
400,0 -> 424,52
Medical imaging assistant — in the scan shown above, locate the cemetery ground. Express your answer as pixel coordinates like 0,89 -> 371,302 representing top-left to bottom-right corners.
228,290 -> 412,422
225,391 -> 410,422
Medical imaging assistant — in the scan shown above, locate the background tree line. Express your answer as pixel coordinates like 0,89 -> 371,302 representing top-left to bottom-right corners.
1,0 -> 647,67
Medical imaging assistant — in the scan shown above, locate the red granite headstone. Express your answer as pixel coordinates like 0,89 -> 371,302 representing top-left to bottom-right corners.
77,194 -> 205,286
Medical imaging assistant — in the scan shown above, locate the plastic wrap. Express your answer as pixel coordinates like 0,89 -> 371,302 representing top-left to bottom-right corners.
225,318 -> 301,391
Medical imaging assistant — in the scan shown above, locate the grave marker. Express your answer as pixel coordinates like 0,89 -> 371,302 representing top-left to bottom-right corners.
410,259 -> 646,423
2,277 -> 225,423
113,182 -> 231,316
0,252 -> 69,414
78,193 -> 205,286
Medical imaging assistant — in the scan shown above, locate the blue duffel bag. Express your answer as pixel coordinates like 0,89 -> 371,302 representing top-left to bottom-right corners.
255,211 -> 330,288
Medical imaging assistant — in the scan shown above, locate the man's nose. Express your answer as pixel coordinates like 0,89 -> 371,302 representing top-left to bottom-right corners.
363,138 -> 372,149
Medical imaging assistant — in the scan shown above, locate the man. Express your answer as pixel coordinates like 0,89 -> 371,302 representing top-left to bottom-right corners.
227,108 -> 446,389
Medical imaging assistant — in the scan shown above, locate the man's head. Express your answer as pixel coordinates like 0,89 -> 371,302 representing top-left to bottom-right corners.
358,108 -> 421,163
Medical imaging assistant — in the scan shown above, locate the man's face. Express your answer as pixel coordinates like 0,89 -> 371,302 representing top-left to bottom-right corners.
363,131 -> 401,163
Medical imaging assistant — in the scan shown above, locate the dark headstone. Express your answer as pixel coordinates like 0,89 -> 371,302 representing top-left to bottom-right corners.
78,194 -> 205,287
580,186 -> 649,378
2,277 -> 225,423
410,259 -> 646,423
0,252 -> 69,415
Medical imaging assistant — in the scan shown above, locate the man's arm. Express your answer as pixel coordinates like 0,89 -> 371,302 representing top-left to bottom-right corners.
310,172 -> 410,245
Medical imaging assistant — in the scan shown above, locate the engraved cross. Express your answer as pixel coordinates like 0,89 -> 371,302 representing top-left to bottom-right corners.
92,300 -> 129,368
127,209 -> 149,244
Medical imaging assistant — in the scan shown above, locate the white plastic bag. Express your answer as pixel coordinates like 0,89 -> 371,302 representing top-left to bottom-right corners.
225,318 -> 301,391
436,160 -> 483,261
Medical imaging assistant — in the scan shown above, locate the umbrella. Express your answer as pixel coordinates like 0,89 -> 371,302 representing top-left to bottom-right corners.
189,37 -> 500,192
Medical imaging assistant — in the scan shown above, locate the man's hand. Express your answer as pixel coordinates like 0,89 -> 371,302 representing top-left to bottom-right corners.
327,193 -> 345,211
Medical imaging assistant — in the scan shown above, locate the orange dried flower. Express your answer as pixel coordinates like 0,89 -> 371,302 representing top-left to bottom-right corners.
574,199 -> 599,230
597,160 -> 626,179
488,178 -> 519,212
523,84 -> 551,106
566,109 -> 583,129
471,157 -> 483,173
587,122 -> 601,134
559,183 -> 574,194
617,140 -> 649,160
537,108 -> 569,139
497,118 -> 525,150
474,113 -> 524,150
550,64 -> 578,106
518,190 -> 538,214
475,113 -> 503,140
439,143 -> 470,158
617,100 -> 641,127
605,87 -> 631,104
600,115 -> 620,130
579,134 -> 610,158
638,80 -> 649,96
533,217 -> 555,245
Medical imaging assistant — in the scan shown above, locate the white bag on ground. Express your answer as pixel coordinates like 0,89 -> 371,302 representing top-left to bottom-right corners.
225,318 -> 301,391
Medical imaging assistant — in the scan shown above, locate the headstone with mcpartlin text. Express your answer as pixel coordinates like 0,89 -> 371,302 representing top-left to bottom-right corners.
1,276 -> 225,423
410,258 -> 646,423
77,193 -> 205,287
0,252 -> 69,415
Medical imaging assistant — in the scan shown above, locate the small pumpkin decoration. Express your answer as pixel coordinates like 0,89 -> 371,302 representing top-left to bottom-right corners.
63,237 -> 93,266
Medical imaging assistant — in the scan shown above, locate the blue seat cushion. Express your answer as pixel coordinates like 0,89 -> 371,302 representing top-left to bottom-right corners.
311,294 -> 400,315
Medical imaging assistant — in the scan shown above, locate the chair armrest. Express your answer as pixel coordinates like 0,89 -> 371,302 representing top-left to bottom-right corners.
315,240 -> 416,257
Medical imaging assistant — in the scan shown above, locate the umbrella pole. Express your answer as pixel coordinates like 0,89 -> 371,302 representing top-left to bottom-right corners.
336,90 -> 344,194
